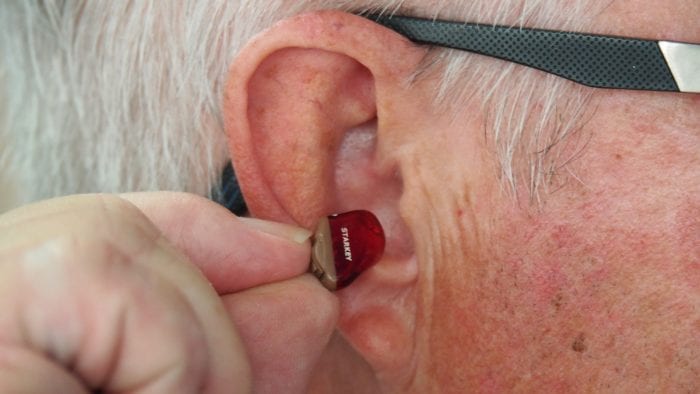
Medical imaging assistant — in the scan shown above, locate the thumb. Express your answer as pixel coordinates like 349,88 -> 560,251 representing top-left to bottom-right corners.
222,275 -> 339,394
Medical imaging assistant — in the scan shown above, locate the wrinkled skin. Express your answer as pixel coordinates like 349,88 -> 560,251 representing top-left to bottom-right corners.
404,92 -> 700,392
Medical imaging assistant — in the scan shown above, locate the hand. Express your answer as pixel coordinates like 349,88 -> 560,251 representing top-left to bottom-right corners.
0,192 -> 338,393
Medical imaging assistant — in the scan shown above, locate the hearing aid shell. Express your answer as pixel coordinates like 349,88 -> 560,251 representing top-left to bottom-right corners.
309,216 -> 338,291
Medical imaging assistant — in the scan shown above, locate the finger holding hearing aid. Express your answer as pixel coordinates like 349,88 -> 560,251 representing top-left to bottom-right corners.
0,193 -> 349,393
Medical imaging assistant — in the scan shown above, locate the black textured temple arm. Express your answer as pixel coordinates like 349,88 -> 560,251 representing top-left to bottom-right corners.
366,14 -> 700,93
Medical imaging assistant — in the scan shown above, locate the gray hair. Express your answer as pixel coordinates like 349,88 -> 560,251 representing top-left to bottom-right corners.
0,0 -> 605,209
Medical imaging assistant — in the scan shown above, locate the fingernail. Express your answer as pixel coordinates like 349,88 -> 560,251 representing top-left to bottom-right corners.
238,217 -> 312,244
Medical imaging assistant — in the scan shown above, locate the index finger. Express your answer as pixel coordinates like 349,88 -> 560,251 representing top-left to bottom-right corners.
122,192 -> 313,294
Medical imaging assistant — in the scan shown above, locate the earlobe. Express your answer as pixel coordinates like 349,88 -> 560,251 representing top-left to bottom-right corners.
223,11 -> 426,386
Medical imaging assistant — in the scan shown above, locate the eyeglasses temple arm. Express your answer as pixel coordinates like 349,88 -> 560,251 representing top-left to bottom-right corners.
367,15 -> 699,93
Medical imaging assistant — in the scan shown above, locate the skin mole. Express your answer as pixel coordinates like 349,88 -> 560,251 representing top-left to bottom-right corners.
551,293 -> 564,311
571,332 -> 587,353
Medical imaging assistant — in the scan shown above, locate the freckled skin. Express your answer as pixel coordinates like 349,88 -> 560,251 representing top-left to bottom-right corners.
408,90 -> 700,392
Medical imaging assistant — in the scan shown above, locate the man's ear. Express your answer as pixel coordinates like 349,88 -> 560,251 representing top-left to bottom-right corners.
223,10 -> 429,227
223,10 -> 429,381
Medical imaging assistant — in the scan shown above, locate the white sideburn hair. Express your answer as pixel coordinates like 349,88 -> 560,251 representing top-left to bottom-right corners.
0,0 -> 602,209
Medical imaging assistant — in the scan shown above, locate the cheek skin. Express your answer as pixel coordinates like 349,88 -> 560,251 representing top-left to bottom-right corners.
418,124 -> 699,392
427,198 -> 699,391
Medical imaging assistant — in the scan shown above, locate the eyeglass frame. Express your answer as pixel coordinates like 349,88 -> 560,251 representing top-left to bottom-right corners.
364,14 -> 700,93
